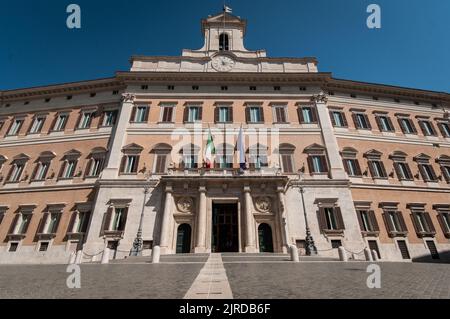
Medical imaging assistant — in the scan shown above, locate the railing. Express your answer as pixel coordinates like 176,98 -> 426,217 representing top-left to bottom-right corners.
167,167 -> 283,177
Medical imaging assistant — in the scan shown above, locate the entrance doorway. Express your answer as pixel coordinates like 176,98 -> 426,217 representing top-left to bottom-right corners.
212,203 -> 239,252
176,224 -> 192,254
258,223 -> 274,253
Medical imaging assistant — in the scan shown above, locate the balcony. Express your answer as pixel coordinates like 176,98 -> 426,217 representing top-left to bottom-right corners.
167,167 -> 283,177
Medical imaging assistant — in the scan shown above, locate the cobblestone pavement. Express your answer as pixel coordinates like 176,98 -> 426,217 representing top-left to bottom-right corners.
0,255 -> 449,299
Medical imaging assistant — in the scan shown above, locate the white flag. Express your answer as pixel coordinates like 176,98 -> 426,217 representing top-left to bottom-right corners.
224,5 -> 232,13
235,126 -> 246,169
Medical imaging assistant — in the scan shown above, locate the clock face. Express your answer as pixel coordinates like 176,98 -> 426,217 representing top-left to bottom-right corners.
211,55 -> 235,72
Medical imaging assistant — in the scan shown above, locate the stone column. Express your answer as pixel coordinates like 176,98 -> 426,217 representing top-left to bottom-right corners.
102,94 -> 135,179
159,184 -> 173,254
277,186 -> 290,253
244,185 -> 256,252
195,185 -> 207,253
313,92 -> 347,180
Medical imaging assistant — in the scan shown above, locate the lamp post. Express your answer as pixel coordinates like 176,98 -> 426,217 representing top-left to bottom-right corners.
298,171 -> 317,256
130,172 -> 152,256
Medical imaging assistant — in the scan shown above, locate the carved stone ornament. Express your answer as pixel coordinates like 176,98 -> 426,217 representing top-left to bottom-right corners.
177,197 -> 194,213
255,196 -> 272,213
311,91 -> 328,104
121,93 -> 135,103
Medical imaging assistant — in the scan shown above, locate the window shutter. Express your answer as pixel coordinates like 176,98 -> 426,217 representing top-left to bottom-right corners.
429,165 -> 438,181
368,210 -> 379,231
81,212 -> 91,233
49,114 -> 58,131
424,212 -> 436,233
329,111 -> 336,126
84,159 -> 93,178
74,112 -> 82,129
393,162 -> 402,180
311,107 -> 318,123
30,163 -> 39,180
67,212 -> 77,234
375,116 -> 383,131
419,121 -> 426,135
6,120 -> 15,135
342,160 -> 349,175
297,108 -> 304,123
36,213 -> 49,234
133,156 -> 140,173
379,161 -> 387,178
397,211 -> 408,232
352,113 -> 359,129
410,212 -> 421,234
320,155 -> 329,173
118,207 -> 128,231
119,156 -> 126,173
6,165 -> 14,182
410,119 -> 418,134
143,106 -> 150,122
155,155 -> 166,174
101,207 -> 113,234
198,107 -> 203,121
354,159 -> 362,176
441,166 -> 450,183
259,107 -> 265,123
386,117 -> 394,131
58,161 -> 66,178
8,214 -> 20,234
281,154 -> 293,173
229,107 -> 233,123
98,109 -> 106,127
183,107 -> 189,123
245,107 -> 251,123
334,207 -> 345,230
437,213 -> 450,237
52,213 -> 62,234
214,107 -> 219,123
364,114 -> 372,129
438,123 -> 449,137
307,156 -> 314,174
341,113 -> 348,127
130,107 -> 137,122
405,163 -> 413,180
382,212 -> 394,234
397,118 -> 406,133
317,207 -> 328,231
356,210 -> 365,231
21,215 -> 31,234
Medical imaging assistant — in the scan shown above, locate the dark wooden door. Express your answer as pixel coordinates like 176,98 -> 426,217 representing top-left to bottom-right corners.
212,204 -> 238,252
176,224 -> 191,254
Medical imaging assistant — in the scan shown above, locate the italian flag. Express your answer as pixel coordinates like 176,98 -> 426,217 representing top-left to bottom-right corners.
204,128 -> 215,168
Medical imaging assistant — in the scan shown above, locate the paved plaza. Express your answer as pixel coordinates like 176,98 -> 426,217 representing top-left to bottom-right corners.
0,254 -> 449,299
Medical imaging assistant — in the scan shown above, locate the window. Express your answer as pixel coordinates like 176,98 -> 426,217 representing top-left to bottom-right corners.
121,155 -> 139,174
329,110 -> 347,127
154,154 -> 167,173
419,163 -> 437,182
9,243 -> 18,252
192,86 -> 199,91
29,115 -> 46,134
249,86 -> 257,91
437,122 -> 450,138
382,209 -> 408,236
246,106 -> 264,123
369,160 -> 387,178
39,242 -> 49,252
77,111 -> 94,129
304,144 -> 328,175
180,144 -> 199,169
160,105 -> 174,123
410,210 -> 436,237
87,158 -> 104,177
214,144 -> 233,169
397,117 -> 417,134
389,152 -> 413,181
434,206 -> 450,238
131,106 -> 149,123
248,144 -> 268,169
102,206 -> 128,234
297,106 -> 317,124
52,113 -> 69,131
7,118 -> 24,136
344,159 -> 362,177
7,162 -> 25,182
274,86 -> 281,91
356,210 -> 379,233
215,106 -> 232,123
67,210 -> 91,235
273,106 -> 287,123
375,114 -> 395,132
90,93 -> 96,98
418,119 -> 436,136
221,86 -> 228,91
112,208 -> 126,231
279,144 -> 295,173
317,205 -> 345,233
37,210 -> 62,236
184,106 -> 202,123
102,110 -> 118,127
60,160 -> 77,179
331,240 -> 342,248
219,33 -> 229,51
10,213 -> 32,235
437,156 -> 450,183
112,90 -> 119,95
143,241 -> 153,250
32,161 -> 50,181
167,85 -> 175,90
353,112 -> 371,130
141,85 -> 148,90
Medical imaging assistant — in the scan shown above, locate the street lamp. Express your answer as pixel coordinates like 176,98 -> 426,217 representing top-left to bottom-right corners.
130,171 -> 152,256
298,171 -> 317,256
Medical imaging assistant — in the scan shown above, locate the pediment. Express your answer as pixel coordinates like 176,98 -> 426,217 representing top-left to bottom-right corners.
205,12 -> 243,23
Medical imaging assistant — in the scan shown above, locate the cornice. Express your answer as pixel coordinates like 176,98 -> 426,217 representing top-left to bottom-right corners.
350,182 -> 450,193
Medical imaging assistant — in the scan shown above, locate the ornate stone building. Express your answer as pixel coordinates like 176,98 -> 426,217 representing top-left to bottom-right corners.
0,12 -> 449,264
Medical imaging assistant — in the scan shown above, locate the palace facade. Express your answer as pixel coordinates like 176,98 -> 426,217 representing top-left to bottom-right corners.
0,12 -> 449,264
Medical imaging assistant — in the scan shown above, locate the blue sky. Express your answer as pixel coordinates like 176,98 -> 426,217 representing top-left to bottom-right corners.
1,0 -> 449,92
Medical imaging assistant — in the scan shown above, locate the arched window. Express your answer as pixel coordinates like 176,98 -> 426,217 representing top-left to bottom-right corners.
341,147 -> 362,177
219,33 -> 229,51
215,143 -> 234,169
248,144 -> 268,169
179,144 -> 200,169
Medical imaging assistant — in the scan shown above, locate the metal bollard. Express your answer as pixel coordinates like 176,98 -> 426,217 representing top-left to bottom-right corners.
68,251 -> 76,264
338,247 -> 348,262
101,248 -> 110,264
364,248 -> 373,262
75,250 -> 83,264
151,246 -> 160,264
371,250 -> 379,261
289,245 -> 299,262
